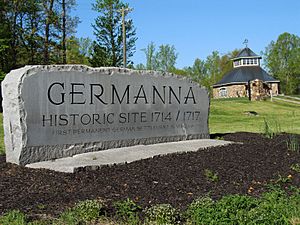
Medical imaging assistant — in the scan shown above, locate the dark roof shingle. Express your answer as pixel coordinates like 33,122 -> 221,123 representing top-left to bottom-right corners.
213,66 -> 279,87
234,47 -> 261,59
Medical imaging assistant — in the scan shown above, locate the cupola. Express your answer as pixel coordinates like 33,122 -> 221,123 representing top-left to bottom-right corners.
232,47 -> 262,68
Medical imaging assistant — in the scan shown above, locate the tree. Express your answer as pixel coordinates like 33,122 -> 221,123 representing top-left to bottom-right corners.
78,37 -> 92,58
41,0 -> 56,64
155,44 -> 178,72
219,49 -> 240,78
91,0 -> 137,67
0,0 -> 80,79
60,0 -> 79,64
264,32 -> 300,94
89,41 -> 110,66
66,36 -> 91,65
0,0 -> 44,70
189,58 -> 207,83
0,0 -> 12,74
141,42 -> 156,70
138,42 -> 178,73
40,0 -> 79,64
205,51 -> 221,85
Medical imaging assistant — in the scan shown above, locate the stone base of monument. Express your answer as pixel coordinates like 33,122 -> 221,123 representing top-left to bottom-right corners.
26,139 -> 232,173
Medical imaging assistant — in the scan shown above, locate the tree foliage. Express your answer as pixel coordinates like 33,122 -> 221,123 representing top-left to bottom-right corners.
0,0 -> 79,80
66,36 -> 92,65
141,42 -> 156,70
181,50 -> 239,93
138,42 -> 178,72
156,44 -> 178,72
264,32 -> 300,94
91,0 -> 137,67
137,42 -> 240,94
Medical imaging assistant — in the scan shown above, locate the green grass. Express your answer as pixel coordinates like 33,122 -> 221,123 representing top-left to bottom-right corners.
209,98 -> 300,134
0,114 -> 4,155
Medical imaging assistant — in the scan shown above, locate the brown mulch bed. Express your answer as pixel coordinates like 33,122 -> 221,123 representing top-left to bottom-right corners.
0,132 -> 299,219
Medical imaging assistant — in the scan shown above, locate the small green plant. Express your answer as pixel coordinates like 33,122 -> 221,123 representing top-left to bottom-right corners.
114,198 -> 141,224
185,196 -> 214,223
59,209 -> 78,225
74,199 -> 104,222
145,204 -> 179,225
291,163 -> 300,173
0,210 -> 27,225
275,174 -> 292,184
286,135 -> 299,152
59,199 -> 104,224
262,118 -> 281,139
204,169 -> 219,182
37,204 -> 46,210
187,196 -> 214,211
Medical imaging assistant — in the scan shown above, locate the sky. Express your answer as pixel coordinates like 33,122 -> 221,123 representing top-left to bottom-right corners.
74,0 -> 300,68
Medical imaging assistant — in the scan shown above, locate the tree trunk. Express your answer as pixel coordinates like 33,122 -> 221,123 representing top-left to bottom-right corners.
11,2 -> 18,68
62,0 -> 66,64
44,0 -> 54,65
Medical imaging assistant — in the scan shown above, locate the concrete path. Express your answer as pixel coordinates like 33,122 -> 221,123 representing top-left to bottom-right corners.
26,139 -> 232,173
273,97 -> 300,105
285,96 -> 300,101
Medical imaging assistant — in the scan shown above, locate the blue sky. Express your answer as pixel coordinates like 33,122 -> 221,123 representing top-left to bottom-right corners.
74,0 -> 300,68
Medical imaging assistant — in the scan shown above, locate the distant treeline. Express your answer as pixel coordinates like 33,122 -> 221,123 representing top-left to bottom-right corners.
0,0 -> 299,94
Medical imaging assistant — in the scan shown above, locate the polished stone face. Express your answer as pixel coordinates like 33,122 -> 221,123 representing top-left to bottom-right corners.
2,66 -> 210,165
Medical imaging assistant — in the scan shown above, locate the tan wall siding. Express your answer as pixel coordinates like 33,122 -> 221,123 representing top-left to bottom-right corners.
213,85 -> 246,99
213,82 -> 279,99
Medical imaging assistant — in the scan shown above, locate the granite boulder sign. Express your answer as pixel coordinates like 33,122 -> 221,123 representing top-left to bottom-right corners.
2,65 -> 210,165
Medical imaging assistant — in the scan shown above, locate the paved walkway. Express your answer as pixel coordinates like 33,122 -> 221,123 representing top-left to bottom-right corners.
273,97 -> 300,105
26,139 -> 232,173
285,96 -> 300,101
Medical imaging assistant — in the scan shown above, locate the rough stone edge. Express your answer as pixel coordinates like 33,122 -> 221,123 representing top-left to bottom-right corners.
2,65 -> 210,165
2,66 -> 31,164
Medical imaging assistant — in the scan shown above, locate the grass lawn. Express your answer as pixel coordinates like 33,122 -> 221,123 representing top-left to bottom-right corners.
0,114 -> 3,155
209,97 -> 300,134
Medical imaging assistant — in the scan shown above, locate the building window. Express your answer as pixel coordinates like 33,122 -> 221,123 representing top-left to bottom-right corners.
234,60 -> 241,67
219,88 -> 227,97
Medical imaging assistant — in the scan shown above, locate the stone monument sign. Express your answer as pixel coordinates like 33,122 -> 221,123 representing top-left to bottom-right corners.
2,65 -> 210,165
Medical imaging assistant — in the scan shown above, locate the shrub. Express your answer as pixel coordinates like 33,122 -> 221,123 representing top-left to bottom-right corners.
74,199 -> 104,222
185,196 -> 214,223
185,189 -> 300,225
59,199 -> 104,224
186,195 -> 260,224
0,210 -> 27,225
248,189 -> 293,224
114,198 -> 141,224
145,204 -> 179,225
